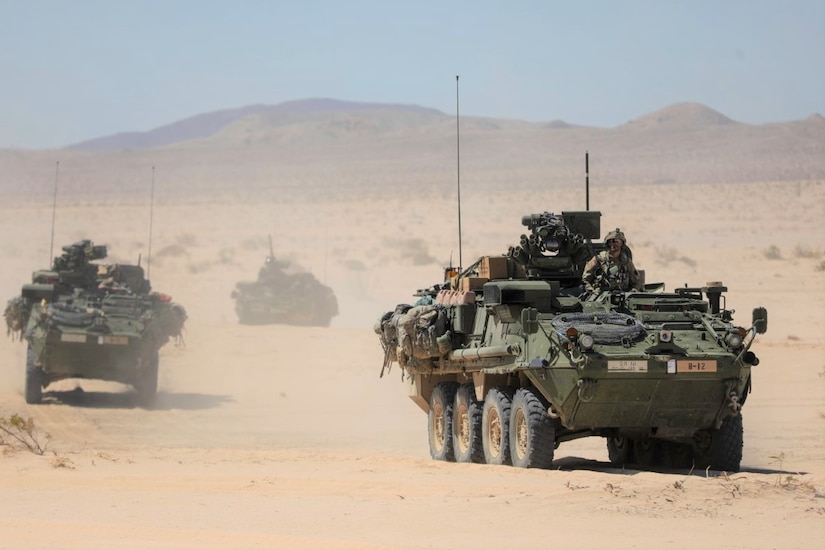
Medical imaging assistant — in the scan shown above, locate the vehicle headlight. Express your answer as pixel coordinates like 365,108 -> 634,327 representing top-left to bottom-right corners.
726,332 -> 743,349
579,333 -> 595,350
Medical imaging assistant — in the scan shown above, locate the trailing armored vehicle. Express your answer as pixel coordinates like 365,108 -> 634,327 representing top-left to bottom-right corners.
4,240 -> 187,406
231,238 -> 338,327
375,211 -> 767,472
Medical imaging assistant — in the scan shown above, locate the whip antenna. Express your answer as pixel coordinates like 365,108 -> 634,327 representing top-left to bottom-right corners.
585,151 -> 590,211
456,75 -> 463,270
48,161 -> 60,265
148,166 -> 155,279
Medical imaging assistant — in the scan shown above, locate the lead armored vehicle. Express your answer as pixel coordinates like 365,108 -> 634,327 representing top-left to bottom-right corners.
231,239 -> 338,327
375,211 -> 767,471
5,240 -> 187,406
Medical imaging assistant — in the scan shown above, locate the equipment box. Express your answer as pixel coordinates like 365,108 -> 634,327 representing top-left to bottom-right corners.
479,256 -> 509,279
460,277 -> 488,291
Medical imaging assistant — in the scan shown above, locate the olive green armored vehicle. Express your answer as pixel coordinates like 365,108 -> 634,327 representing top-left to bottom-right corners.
375,211 -> 767,472
231,238 -> 338,327
5,240 -> 187,406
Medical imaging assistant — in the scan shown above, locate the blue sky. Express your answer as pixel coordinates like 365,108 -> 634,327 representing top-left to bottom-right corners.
2,0 -> 823,149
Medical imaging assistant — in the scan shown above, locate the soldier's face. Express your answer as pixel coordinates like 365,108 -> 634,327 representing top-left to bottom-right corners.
607,239 -> 622,258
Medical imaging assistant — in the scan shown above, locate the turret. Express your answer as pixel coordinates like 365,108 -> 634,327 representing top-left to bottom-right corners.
506,211 -> 601,287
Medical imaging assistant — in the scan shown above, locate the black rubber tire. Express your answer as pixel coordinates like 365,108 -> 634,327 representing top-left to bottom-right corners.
428,382 -> 459,461
24,346 -> 44,405
482,387 -> 514,466
661,441 -> 694,469
606,435 -> 634,465
633,438 -> 660,467
693,414 -> 744,472
134,349 -> 159,408
452,383 -> 484,464
509,388 -> 555,469
710,414 -> 744,472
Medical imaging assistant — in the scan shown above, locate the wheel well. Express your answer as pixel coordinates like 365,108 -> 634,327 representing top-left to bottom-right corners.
408,374 -> 462,413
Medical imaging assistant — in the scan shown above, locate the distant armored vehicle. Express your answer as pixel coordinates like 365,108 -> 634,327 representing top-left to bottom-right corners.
376,211 -> 767,472
231,238 -> 338,327
5,240 -> 187,406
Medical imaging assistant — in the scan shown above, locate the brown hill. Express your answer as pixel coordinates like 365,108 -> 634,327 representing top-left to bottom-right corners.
621,102 -> 738,130
65,99 -> 443,152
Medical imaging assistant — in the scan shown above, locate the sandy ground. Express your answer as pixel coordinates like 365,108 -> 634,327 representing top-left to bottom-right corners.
1,180 -> 823,548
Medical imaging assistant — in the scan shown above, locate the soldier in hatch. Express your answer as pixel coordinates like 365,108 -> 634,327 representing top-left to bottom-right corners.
582,228 -> 641,294
258,254 -> 289,283
98,264 -> 126,291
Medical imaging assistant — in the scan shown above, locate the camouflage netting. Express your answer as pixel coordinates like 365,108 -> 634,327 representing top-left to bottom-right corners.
4,297 -> 23,340
375,304 -> 452,375
551,311 -> 645,344
159,303 -> 188,345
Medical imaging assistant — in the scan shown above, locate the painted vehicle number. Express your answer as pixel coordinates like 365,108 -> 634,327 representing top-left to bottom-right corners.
60,334 -> 86,343
677,360 -> 717,373
608,360 -> 648,372
99,336 -> 129,345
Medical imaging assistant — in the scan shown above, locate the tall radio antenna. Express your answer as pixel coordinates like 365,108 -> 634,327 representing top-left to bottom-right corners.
456,75 -> 463,270
585,151 -> 590,211
147,166 -> 155,279
48,161 -> 60,265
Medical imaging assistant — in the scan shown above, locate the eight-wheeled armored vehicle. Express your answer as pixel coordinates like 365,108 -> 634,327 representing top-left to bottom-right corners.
231,238 -> 338,327
5,240 -> 187,406
376,211 -> 767,471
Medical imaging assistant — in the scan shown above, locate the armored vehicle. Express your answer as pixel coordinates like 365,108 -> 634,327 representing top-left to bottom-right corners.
5,240 -> 187,406
231,239 -> 338,327
375,211 -> 767,472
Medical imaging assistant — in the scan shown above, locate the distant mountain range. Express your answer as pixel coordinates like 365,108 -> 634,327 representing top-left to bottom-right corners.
1,99 -> 822,199
65,98 -> 823,152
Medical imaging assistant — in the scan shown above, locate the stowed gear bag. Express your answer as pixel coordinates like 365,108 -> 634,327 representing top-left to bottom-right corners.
4,297 -> 24,340
375,303 -> 452,376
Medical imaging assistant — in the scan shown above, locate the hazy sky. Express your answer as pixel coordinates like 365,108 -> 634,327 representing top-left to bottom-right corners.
2,0 -> 823,149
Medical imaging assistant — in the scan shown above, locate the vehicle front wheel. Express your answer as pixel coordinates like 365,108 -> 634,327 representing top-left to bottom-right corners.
711,414 -> 744,472
482,387 -> 514,466
24,346 -> 44,405
695,414 -> 743,472
509,388 -> 555,469
428,382 -> 459,461
134,349 -> 159,408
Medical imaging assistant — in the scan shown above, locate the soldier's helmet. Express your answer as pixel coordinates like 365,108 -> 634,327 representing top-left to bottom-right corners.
604,228 -> 626,244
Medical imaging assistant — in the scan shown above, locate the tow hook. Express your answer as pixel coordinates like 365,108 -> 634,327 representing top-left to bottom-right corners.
577,378 -> 596,402
728,391 -> 741,413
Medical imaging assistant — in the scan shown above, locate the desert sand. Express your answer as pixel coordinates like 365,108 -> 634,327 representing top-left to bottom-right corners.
1,170 -> 823,548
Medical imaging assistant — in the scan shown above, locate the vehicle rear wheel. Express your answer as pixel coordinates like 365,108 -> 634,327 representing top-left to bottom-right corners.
509,388 -> 555,469
428,382 -> 459,461
482,387 -> 514,466
606,435 -> 633,465
452,383 -> 484,463
24,346 -> 44,405
134,349 -> 159,407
